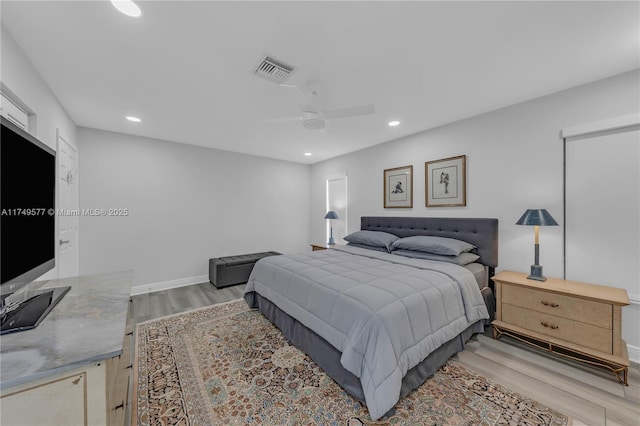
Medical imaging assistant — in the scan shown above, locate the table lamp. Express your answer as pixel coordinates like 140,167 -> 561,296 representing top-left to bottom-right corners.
324,211 -> 339,245
516,209 -> 558,281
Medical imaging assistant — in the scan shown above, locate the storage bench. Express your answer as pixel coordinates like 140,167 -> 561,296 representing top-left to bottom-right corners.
209,251 -> 280,288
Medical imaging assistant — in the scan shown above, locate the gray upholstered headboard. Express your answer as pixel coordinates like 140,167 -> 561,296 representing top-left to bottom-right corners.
360,216 -> 499,268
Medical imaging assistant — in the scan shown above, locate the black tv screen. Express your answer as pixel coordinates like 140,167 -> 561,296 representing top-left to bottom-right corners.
1,116 -> 56,295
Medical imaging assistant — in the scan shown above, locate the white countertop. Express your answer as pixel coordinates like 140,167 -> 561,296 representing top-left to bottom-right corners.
0,271 -> 132,389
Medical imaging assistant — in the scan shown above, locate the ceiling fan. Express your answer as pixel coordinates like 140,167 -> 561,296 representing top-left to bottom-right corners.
275,82 -> 375,131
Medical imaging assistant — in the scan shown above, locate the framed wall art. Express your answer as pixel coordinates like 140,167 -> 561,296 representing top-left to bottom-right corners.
384,165 -> 413,208
425,155 -> 466,207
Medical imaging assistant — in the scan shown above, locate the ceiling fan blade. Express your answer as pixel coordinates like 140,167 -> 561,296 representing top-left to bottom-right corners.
279,83 -> 313,110
324,104 -> 375,120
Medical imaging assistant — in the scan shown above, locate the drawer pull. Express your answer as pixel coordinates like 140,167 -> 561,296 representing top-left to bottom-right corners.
540,321 -> 558,330
541,300 -> 559,308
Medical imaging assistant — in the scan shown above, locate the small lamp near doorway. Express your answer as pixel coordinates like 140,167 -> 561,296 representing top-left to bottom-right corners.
324,211 -> 339,245
516,209 -> 559,281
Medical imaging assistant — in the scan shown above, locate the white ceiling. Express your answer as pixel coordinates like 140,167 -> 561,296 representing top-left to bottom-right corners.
1,1 -> 638,164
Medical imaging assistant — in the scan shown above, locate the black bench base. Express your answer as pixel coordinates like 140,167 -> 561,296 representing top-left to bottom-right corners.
209,251 -> 280,289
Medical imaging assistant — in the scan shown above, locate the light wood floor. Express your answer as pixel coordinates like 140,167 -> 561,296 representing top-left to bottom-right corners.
129,282 -> 245,326
129,283 -> 639,426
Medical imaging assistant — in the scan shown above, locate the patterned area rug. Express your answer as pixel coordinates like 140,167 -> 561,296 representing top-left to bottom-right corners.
133,299 -> 572,426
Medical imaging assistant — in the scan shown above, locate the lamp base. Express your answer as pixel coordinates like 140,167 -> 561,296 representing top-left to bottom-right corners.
327,237 -> 335,245
527,264 -> 547,281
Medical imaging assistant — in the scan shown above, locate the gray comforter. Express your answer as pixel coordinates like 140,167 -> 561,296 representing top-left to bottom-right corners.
244,245 -> 489,420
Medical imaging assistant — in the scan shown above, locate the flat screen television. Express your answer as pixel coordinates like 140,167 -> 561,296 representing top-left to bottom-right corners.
1,116 -> 69,335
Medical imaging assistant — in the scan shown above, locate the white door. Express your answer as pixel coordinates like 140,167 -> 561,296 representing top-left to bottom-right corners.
565,125 -> 639,289
564,119 -> 640,354
57,130 -> 79,278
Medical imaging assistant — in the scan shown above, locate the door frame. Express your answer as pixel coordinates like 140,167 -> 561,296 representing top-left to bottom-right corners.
56,128 -> 80,278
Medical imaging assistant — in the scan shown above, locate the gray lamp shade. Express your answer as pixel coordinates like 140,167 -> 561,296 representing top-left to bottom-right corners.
516,209 -> 558,226
324,211 -> 339,220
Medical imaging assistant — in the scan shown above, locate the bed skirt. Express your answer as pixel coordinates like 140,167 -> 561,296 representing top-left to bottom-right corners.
244,291 -> 485,418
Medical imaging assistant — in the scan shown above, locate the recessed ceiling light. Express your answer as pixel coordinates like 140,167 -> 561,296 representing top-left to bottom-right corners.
111,0 -> 142,17
126,116 -> 141,122
304,152 -> 312,156
388,120 -> 400,127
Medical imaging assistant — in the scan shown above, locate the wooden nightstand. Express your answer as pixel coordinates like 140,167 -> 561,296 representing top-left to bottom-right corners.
492,270 -> 630,385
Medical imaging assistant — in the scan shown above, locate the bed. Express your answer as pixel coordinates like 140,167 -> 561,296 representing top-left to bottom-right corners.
244,216 -> 498,420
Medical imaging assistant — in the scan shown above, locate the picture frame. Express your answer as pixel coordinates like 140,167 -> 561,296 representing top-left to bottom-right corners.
384,165 -> 413,208
425,155 -> 466,207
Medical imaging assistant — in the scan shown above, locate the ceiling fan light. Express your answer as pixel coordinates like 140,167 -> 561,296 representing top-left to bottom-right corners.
302,111 -> 326,130
111,0 -> 142,17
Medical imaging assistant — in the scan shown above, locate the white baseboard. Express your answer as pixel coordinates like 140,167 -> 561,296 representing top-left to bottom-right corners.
130,274 -> 209,296
625,293 -> 639,363
628,343 -> 640,364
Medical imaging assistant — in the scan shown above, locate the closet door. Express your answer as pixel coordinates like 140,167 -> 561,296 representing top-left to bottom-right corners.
565,125 -> 639,288
564,119 -> 639,356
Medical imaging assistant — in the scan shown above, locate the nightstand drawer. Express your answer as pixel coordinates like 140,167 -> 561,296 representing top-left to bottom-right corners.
502,304 -> 613,353
502,284 -> 612,329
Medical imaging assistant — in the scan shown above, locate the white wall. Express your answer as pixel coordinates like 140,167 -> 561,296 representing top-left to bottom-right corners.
310,70 -> 640,358
77,127 -> 310,290
1,24 -> 77,280
0,25 -> 76,150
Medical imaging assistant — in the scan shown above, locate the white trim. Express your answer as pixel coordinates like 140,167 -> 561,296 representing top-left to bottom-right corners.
628,343 -> 640,364
56,129 -> 80,279
561,114 -> 640,139
325,172 -> 348,181
130,274 -> 209,296
625,295 -> 639,363
326,173 -> 348,244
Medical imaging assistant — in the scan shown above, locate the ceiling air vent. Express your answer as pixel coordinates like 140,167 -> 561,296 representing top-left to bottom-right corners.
253,55 -> 296,84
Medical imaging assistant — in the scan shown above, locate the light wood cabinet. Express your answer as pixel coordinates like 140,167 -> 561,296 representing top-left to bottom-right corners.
106,323 -> 133,425
492,270 -> 630,385
0,272 -> 133,426
1,325 -> 132,426
1,363 -> 106,426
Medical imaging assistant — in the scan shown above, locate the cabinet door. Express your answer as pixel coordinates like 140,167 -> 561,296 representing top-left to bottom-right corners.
1,362 -> 107,426
1,373 -> 86,426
